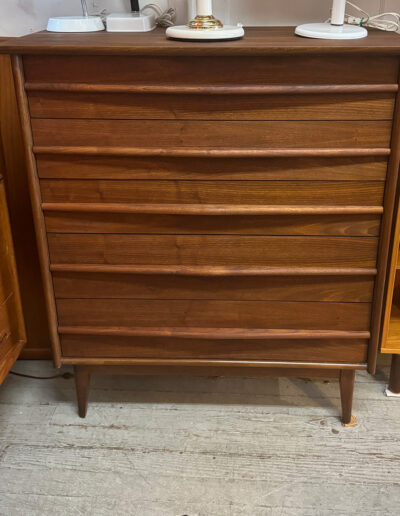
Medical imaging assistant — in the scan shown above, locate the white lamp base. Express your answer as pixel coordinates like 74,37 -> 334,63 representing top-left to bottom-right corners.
166,25 -> 244,40
295,22 -> 367,40
47,16 -> 104,32
106,13 -> 156,32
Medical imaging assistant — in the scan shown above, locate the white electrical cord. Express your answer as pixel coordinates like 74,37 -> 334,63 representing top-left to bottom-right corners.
142,4 -> 176,27
328,1 -> 400,31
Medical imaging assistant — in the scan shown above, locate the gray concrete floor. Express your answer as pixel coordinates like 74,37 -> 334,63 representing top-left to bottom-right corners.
0,357 -> 399,516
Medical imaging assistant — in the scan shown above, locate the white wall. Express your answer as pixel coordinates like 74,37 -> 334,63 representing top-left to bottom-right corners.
0,0 -> 394,37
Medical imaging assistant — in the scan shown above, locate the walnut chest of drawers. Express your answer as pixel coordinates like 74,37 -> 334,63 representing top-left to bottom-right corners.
3,27 -> 400,423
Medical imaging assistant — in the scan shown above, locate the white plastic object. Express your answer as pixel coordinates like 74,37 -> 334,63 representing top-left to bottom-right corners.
47,16 -> 104,32
197,0 -> 212,16
106,12 -> 156,32
385,388 -> 400,398
166,24 -> 244,40
331,0 -> 346,25
295,0 -> 367,40
295,22 -> 367,39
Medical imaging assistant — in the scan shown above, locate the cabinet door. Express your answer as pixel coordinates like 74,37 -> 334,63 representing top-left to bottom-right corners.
0,153 -> 26,384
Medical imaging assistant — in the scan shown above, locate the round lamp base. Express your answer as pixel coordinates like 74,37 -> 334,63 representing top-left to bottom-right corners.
47,16 -> 105,33
166,25 -> 244,41
295,22 -> 367,40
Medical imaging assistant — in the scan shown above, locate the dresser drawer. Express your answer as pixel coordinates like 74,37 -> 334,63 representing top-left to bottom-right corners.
31,119 -> 392,150
23,55 -> 399,86
36,155 -> 389,182
44,211 -> 381,237
47,234 -> 378,268
60,334 -> 368,364
57,299 -> 371,331
52,271 -> 375,303
40,179 -> 385,206
28,91 -> 396,121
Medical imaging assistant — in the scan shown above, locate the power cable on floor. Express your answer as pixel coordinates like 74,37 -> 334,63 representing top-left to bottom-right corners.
9,371 -> 73,380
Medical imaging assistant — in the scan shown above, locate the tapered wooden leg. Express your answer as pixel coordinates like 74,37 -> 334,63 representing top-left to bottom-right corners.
339,370 -> 356,426
389,355 -> 400,394
74,366 -> 91,418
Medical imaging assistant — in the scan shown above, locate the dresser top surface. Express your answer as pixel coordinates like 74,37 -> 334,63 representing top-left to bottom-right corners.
1,27 -> 400,56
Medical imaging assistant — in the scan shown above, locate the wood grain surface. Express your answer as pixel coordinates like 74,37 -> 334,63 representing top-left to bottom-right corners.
60,334 -> 368,363
19,50 -> 400,77
12,56 -> 60,364
39,179 -> 385,206
51,272 -> 374,302
43,211 -> 381,236
1,26 -> 400,55
47,234 -> 378,268
56,298 -> 371,331
31,119 -> 392,149
27,91 -> 396,121
36,155 -> 389,181
0,50 -> 51,359
0,174 -> 26,381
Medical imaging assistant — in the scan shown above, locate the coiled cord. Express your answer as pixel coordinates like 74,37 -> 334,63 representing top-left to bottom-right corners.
142,4 -> 177,27
328,1 -> 400,32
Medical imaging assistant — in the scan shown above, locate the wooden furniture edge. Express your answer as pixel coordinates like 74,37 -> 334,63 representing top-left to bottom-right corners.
11,55 -> 61,367
1,27 -> 400,56
25,82 -> 399,94
368,64 -> 400,374
64,357 -> 367,369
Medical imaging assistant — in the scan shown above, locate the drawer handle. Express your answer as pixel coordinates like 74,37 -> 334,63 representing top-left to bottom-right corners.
42,202 -> 383,216
25,82 -> 398,95
58,326 -> 371,340
0,331 -> 9,345
50,264 -> 378,277
34,146 -> 391,159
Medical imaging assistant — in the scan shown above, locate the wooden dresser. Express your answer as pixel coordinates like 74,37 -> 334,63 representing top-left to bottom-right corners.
0,133 -> 26,383
2,28 -> 400,422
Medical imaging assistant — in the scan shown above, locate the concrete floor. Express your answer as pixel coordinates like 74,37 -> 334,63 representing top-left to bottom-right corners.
0,357 -> 399,516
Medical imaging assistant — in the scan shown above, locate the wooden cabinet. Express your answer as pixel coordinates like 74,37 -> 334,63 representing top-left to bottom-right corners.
0,50 -> 52,360
3,28 -> 400,422
380,180 -> 400,394
0,137 -> 26,383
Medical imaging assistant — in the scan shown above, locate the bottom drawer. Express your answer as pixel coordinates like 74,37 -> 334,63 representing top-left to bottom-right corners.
61,334 -> 368,364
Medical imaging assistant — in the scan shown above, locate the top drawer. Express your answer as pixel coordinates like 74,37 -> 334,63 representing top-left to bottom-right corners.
23,55 -> 399,86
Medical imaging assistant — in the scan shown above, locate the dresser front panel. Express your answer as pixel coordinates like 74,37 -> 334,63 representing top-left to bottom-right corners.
24,52 -> 399,368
